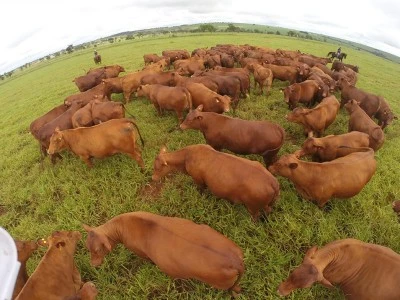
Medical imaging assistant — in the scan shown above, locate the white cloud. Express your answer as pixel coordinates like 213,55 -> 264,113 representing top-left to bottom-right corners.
0,0 -> 399,74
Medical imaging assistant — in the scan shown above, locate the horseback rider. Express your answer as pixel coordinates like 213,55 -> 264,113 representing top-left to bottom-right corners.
337,47 -> 341,57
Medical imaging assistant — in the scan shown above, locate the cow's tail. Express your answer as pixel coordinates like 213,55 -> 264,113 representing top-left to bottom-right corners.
122,104 -> 136,119
128,119 -> 144,147
261,126 -> 286,162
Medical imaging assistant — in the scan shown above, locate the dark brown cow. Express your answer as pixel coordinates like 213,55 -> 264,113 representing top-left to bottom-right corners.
73,70 -> 106,92
345,100 -> 385,150
278,239 -> 400,300
13,240 -> 38,300
296,132 -> 370,162
339,78 -> 395,128
183,82 -> 231,113
269,147 -> 376,207
136,84 -> 192,123
220,53 -> 235,68
286,95 -> 340,137
162,50 -> 190,63
72,100 -> 125,128
199,69 -> 250,97
83,211 -> 244,297
15,231 -> 82,300
152,144 -> 280,221
47,118 -> 144,169
331,60 -> 359,73
282,80 -> 321,109
34,101 -> 84,163
180,105 -> 285,165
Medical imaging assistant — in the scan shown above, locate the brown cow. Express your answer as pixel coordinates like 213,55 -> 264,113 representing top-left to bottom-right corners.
101,77 -> 123,99
183,82 -> 231,113
162,49 -> 190,63
47,118 -> 144,169
269,147 -> 376,207
73,70 -> 106,92
72,100 -> 125,128
220,53 -> 235,68
199,69 -> 250,97
30,104 -> 69,138
136,84 -> 192,123
286,95 -> 340,137
174,58 -> 205,76
152,144 -> 280,220
12,240 -> 38,300
331,60 -> 359,73
297,132 -> 370,162
64,83 -> 109,107
278,239 -> 400,300
339,78 -> 395,129
263,63 -> 300,84
34,101 -> 85,163
65,282 -> 98,300
180,105 -> 285,165
140,71 -> 178,86
246,63 -> 273,95
173,72 -> 219,92
121,68 -> 162,103
345,99 -> 385,150
15,230 -> 82,300
282,80 -> 321,109
143,53 -> 163,65
83,211 -> 244,297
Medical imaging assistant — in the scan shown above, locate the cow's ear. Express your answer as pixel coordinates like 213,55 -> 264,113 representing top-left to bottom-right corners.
54,127 -> 60,133
289,162 -> 298,169
82,224 -> 93,232
320,277 -> 334,288
196,105 -> 203,111
196,116 -> 203,120
160,145 -> 168,154
305,245 -> 318,259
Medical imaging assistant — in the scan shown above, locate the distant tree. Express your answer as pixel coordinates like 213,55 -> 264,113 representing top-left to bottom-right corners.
253,29 -> 261,33
54,52 -> 60,57
46,55 -> 51,60
66,44 -> 73,53
226,23 -> 240,32
108,38 -> 114,43
199,24 -> 217,32
287,31 -> 296,37
0,75 -> 4,80
276,31 -> 281,35
137,33 -> 144,38
126,34 -> 134,40
267,31 -> 274,34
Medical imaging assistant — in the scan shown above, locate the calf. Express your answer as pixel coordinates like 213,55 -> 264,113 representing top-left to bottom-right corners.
286,96 -> 340,137
136,84 -> 192,124
269,148 -> 376,207
180,105 -> 285,165
15,231 -> 82,300
282,80 -> 321,109
278,239 -> 400,300
13,240 -> 38,299
345,99 -> 385,150
152,144 -> 280,220
184,82 -> 231,113
297,132 -> 370,162
83,212 -> 244,297
47,118 -> 144,169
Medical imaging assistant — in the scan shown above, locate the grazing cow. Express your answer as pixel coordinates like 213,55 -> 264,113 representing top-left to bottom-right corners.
339,78 -> 395,129
180,105 -> 285,165
30,104 -> 69,138
152,144 -> 280,220
296,132 -> 370,162
83,211 -> 244,297
34,101 -> 85,163
121,68 -> 162,103
278,239 -> 400,300
183,82 -> 231,113
345,100 -> 385,150
13,240 -> 38,300
73,70 -> 106,92
246,63 -> 273,95
269,147 -> 376,207
282,80 -> 321,109
47,118 -> 145,169
64,83 -> 109,107
72,100 -> 125,128
15,231 -> 82,300
286,96 -> 340,137
94,54 -> 101,64
136,84 -> 192,124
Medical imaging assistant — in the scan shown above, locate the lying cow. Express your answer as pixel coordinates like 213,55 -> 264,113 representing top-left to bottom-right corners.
180,105 -> 285,165
13,240 -> 38,299
296,132 -> 370,162
47,118 -> 145,169
136,84 -> 192,124
282,80 -> 321,109
345,99 -> 385,151
72,100 -> 125,128
278,239 -> 400,300
268,147 -> 376,207
152,144 -> 280,220
83,211 -> 244,297
15,230 -> 82,300
286,95 -> 340,137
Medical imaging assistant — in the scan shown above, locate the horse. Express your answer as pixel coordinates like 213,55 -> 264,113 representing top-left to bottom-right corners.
94,54 -> 102,64
327,52 -> 347,62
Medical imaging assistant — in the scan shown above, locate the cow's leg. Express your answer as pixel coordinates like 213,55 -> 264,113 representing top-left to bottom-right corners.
81,155 -> 93,168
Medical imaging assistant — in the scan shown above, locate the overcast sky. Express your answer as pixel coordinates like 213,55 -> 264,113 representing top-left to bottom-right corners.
1,0 -> 399,74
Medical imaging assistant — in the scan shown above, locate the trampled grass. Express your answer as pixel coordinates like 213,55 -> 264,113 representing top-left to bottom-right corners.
1,32 -> 400,299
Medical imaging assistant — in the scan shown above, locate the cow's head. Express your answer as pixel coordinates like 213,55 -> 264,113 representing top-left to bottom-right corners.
344,99 -> 360,114
82,224 -> 112,267
15,240 -> 38,262
40,230 -> 81,256
47,127 -> 67,155
300,137 -> 324,156
268,154 -> 299,177
151,146 -> 175,182
180,105 -> 203,130
79,282 -> 99,300
278,246 -> 333,297
136,85 -> 149,97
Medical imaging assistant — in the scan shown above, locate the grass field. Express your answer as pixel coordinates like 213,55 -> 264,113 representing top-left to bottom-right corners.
1,32 -> 400,299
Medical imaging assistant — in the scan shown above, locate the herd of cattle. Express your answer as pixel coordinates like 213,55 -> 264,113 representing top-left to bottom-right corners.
12,43 -> 399,299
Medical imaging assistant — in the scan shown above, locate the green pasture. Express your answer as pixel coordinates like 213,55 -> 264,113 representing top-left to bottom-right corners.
1,32 -> 400,299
